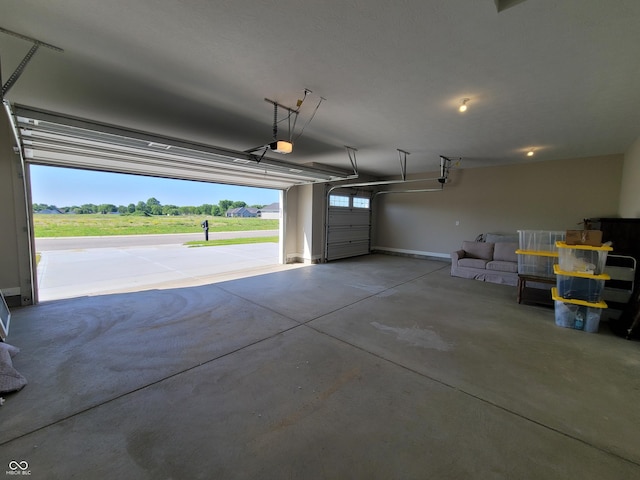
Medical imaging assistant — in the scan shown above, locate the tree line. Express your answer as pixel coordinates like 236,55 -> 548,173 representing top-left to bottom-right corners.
33,198 -> 265,216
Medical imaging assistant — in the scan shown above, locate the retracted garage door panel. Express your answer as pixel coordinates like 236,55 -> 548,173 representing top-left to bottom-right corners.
9,104 -> 353,190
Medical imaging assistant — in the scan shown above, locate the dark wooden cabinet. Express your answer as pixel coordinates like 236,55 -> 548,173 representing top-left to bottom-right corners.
591,217 -> 640,284
592,218 -> 640,257
592,218 -> 640,338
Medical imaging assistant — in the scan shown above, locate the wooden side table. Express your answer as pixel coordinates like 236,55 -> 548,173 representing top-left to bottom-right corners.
517,274 -> 556,304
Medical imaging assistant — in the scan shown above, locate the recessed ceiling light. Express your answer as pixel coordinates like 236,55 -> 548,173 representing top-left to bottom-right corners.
527,149 -> 534,157
459,98 -> 469,113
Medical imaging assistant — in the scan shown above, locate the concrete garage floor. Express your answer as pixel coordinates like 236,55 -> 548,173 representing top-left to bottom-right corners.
2,254 -> 640,479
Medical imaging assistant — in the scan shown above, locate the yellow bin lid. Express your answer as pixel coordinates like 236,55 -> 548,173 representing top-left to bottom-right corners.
551,287 -> 608,308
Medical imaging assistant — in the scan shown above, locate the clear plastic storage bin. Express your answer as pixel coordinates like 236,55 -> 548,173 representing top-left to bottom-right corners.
517,254 -> 556,277
553,300 -> 604,332
518,230 -> 566,252
553,265 -> 609,302
556,274 -> 606,303
551,287 -> 607,333
556,241 -> 612,275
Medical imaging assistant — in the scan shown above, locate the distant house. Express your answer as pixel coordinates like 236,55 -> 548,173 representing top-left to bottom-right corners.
38,208 -> 63,214
225,207 -> 258,218
257,202 -> 280,220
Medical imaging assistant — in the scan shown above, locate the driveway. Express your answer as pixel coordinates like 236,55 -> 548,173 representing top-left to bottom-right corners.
35,231 -> 296,301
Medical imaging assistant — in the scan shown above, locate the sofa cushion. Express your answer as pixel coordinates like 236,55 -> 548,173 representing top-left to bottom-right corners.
458,258 -> 489,269
493,242 -> 518,263
486,260 -> 518,273
461,241 -> 494,260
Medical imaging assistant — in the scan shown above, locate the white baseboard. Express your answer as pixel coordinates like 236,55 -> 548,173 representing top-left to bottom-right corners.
1,287 -> 21,297
372,246 -> 451,259
286,253 -> 322,264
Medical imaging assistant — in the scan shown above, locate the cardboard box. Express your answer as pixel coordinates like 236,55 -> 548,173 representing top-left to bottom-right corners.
565,230 -> 603,246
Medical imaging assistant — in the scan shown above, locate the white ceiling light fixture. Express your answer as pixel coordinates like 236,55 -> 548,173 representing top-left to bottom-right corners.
459,98 -> 470,113
527,149 -> 535,157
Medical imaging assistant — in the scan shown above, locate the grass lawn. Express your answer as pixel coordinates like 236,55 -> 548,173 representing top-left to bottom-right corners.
185,236 -> 279,247
33,214 -> 279,237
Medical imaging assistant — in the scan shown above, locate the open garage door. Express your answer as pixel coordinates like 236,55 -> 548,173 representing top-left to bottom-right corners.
3,103 -> 359,302
325,190 -> 372,261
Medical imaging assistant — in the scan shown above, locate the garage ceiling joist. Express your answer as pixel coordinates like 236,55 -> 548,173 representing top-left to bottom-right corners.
8,104 -> 356,190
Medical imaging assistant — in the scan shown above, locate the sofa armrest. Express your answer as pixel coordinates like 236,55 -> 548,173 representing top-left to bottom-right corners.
451,249 -> 465,263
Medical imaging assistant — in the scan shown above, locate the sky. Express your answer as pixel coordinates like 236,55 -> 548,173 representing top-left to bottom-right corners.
29,165 -> 281,208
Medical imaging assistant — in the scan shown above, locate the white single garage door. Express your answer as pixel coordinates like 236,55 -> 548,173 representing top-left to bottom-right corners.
326,191 -> 371,261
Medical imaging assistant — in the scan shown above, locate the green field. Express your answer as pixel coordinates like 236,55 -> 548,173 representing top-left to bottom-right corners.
33,214 -> 279,237
186,236 -> 279,247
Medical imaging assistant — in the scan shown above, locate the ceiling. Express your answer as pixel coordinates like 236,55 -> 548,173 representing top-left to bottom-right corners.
1,0 -> 639,180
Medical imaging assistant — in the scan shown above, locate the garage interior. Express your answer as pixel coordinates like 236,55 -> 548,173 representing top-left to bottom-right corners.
1,1 -> 640,478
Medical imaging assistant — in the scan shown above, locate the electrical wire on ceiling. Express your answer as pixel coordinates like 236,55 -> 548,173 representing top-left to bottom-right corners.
273,88 -> 320,143
293,95 -> 325,143
288,88 -> 310,138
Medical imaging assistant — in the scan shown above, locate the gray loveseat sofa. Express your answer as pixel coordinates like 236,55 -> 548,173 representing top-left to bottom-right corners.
451,240 -> 519,286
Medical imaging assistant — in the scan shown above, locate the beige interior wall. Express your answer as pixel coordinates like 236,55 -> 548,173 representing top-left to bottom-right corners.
298,184 -> 314,262
282,183 -> 327,264
282,186 -> 300,263
619,135 -> 640,217
0,110 -> 35,305
311,183 -> 327,263
373,154 -> 623,257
